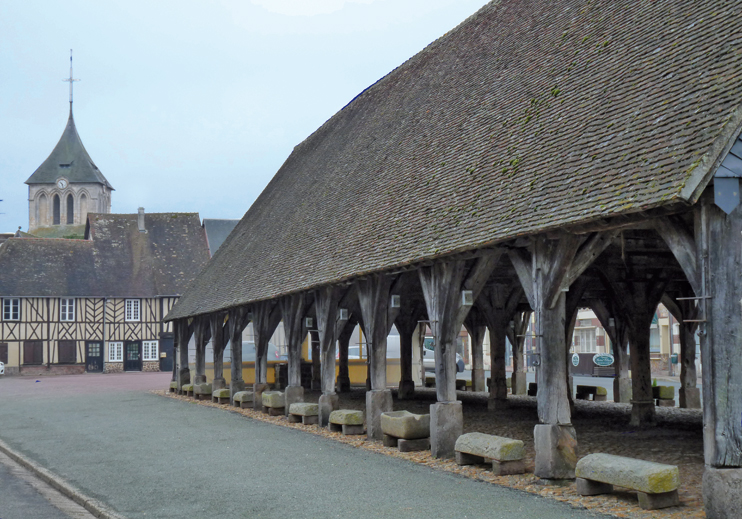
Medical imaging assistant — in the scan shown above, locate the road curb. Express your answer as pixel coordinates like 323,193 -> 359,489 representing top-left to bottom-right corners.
0,438 -> 127,519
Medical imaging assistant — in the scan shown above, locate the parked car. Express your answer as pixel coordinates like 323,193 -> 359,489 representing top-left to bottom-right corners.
242,342 -> 287,362
422,337 -> 465,372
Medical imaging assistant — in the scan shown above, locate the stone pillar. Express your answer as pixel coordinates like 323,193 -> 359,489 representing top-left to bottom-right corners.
357,274 -> 399,440
699,198 -> 742,518
193,318 -> 210,385
209,313 -> 227,391
419,252 -> 499,458
280,293 -> 310,415
315,286 -> 342,426
227,308 -> 248,403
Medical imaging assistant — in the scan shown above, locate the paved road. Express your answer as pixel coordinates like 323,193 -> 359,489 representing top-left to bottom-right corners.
0,373 -> 609,519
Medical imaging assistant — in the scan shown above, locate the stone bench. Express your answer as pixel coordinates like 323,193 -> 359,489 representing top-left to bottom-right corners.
169,381 -> 178,393
424,375 -> 435,388
653,386 -> 676,407
576,385 -> 607,401
288,403 -> 319,425
261,391 -> 285,416
380,411 -> 430,452
212,388 -> 230,404
233,391 -> 253,409
182,383 -> 194,397
575,453 -> 680,510
454,432 -> 525,475
328,410 -> 364,435
194,383 -> 212,400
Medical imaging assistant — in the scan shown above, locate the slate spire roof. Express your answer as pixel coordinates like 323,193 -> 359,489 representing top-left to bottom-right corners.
25,108 -> 113,189
166,0 -> 742,321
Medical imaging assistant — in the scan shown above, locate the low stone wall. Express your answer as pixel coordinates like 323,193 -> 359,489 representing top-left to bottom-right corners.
104,362 -> 124,374
143,361 -> 160,373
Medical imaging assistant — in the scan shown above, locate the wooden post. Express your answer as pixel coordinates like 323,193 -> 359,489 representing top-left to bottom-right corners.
590,298 -> 631,402
209,313 -> 227,390
227,307 -> 249,402
251,300 -> 281,409
192,317 -> 211,385
506,311 -> 531,395
336,319 -> 354,393
395,295 -> 423,400
310,330 -> 321,390
662,294 -> 700,409
315,285 -> 344,426
357,274 -> 400,440
176,319 -> 193,392
464,307 -> 487,394
418,251 -> 500,458
511,231 -> 616,480
279,292 -> 311,415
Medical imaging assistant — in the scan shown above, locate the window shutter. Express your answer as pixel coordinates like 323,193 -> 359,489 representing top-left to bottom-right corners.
58,341 -> 76,364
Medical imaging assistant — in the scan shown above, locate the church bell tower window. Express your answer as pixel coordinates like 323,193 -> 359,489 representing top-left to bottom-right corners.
67,193 -> 74,224
53,194 -> 61,225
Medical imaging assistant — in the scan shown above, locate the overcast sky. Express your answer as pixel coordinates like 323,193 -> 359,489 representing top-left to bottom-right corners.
0,0 -> 490,232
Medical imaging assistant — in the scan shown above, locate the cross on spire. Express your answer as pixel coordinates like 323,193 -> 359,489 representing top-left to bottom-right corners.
62,49 -> 80,110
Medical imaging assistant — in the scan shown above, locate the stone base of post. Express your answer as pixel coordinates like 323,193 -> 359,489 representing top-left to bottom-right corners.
194,374 -> 206,385
534,424 -> 577,480
613,377 -> 632,403
472,368 -> 485,392
487,396 -> 509,411
511,372 -> 527,395
366,389 -> 393,440
336,376 -> 351,393
212,377 -> 226,391
629,401 -> 656,427
397,379 -> 415,400
284,385 -> 304,416
703,467 -> 742,518
230,379 -> 245,404
430,401 -> 463,459
253,383 -> 270,410
178,368 -> 190,389
679,387 -> 701,409
318,393 -> 339,427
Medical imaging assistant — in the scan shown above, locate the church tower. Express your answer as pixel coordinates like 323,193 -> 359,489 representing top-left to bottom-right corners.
25,52 -> 113,235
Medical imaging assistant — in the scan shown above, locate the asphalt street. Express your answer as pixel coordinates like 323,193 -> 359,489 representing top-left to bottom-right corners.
0,373 -> 610,519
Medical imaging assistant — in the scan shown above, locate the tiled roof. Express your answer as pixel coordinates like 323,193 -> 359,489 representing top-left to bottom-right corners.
202,219 -> 240,256
0,213 -> 210,297
25,110 -> 113,189
167,0 -> 742,320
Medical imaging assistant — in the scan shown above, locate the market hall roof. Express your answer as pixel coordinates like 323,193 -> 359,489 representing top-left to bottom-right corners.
0,213 -> 209,298
166,0 -> 742,321
25,109 -> 113,189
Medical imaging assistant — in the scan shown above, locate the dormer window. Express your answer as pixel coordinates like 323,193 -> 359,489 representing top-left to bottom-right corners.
59,163 -> 71,168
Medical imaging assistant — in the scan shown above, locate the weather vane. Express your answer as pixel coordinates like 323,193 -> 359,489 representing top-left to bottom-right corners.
62,49 -> 80,108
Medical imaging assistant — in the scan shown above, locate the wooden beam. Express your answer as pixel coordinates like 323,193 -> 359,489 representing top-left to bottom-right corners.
654,216 -> 701,294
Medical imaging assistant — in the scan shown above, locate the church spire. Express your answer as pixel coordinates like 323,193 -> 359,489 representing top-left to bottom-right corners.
62,49 -> 80,112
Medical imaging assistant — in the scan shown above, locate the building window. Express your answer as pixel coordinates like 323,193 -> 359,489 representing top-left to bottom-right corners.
66,194 -> 74,224
108,342 -> 123,362
573,328 -> 597,353
3,298 -> 20,321
58,340 -> 76,364
53,194 -> 61,225
143,340 -> 159,361
60,299 -> 75,322
125,299 -> 140,322
23,341 -> 43,365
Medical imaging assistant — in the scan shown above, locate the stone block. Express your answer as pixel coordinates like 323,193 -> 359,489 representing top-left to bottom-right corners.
212,388 -> 230,403
366,389 -> 393,440
253,383 -> 270,410
678,387 -> 701,409
424,376 -> 435,388
657,399 -> 676,407
613,377 -> 632,403
284,385 -> 304,416
455,432 -> 525,462
576,477 -> 613,496
233,391 -> 253,408
652,385 -> 675,400
194,383 -> 212,400
289,402 -> 318,416
703,467 -> 742,519
382,434 -> 399,448
511,372 -> 527,395
301,416 -> 318,425
169,381 -> 178,392
492,459 -> 525,476
637,490 -> 680,510
329,409 -> 364,425
398,379 -> 415,400
261,391 -> 285,408
342,424 -> 365,435
455,379 -> 466,391
398,438 -> 430,453
287,414 -> 302,423
212,377 -> 226,391
534,424 -> 577,480
455,451 -> 484,465
318,393 -> 339,427
575,453 -> 679,494
430,401 -> 463,459
380,410 -> 430,440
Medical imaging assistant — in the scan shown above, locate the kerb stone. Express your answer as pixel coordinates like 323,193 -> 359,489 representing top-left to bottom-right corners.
430,401 -> 463,459
380,411 -> 430,440
703,467 -> 742,519
366,389 -> 393,440
534,424 -> 577,480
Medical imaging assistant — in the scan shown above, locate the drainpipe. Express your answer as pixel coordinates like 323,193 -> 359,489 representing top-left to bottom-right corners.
103,297 -> 107,372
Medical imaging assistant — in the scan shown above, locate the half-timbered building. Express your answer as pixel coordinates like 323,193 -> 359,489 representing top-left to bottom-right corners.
0,211 -> 210,375
165,1 -> 742,515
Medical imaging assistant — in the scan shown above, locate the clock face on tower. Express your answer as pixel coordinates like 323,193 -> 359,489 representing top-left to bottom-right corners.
57,179 -> 68,189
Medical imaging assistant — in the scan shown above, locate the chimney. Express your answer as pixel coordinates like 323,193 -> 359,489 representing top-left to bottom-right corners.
137,207 -> 146,233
